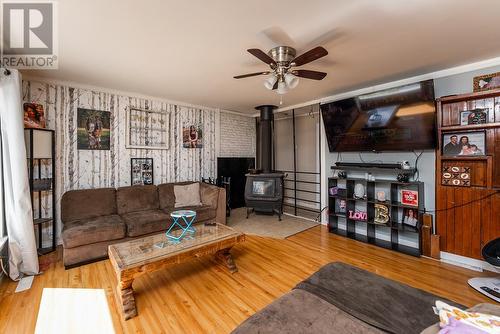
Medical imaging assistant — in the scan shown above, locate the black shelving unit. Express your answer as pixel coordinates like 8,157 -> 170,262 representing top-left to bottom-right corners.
25,128 -> 56,255
328,176 -> 424,257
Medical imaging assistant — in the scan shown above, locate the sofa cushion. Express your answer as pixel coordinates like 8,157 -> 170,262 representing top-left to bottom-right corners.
174,183 -> 202,208
164,205 -> 216,223
62,214 -> 126,248
200,183 -> 219,209
157,181 -> 193,210
121,209 -> 170,237
116,185 -> 159,214
61,188 -> 117,223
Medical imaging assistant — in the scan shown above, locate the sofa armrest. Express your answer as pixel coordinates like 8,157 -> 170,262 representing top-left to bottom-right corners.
215,187 -> 226,225
200,182 -> 219,209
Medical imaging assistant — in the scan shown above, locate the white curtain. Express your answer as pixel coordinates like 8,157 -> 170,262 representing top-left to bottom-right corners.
0,69 -> 39,280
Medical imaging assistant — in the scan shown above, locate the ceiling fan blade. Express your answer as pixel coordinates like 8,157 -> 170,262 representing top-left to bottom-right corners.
291,46 -> 328,66
233,71 -> 270,79
247,49 -> 276,66
294,70 -> 327,80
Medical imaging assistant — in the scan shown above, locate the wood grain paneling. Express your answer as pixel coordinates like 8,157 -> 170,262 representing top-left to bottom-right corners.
436,91 -> 500,259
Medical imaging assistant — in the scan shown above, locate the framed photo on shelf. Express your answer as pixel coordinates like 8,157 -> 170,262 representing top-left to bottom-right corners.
335,199 -> 346,214
442,131 -> 486,157
131,158 -> 154,185
460,108 -> 489,126
473,72 -> 500,92
401,208 -> 418,228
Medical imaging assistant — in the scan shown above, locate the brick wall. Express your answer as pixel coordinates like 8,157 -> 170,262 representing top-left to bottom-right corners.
219,112 -> 256,157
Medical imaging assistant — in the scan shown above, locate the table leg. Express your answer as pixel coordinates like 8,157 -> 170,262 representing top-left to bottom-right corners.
215,248 -> 238,273
117,279 -> 137,320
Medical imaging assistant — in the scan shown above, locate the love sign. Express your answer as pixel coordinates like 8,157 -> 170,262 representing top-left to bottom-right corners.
348,210 -> 367,221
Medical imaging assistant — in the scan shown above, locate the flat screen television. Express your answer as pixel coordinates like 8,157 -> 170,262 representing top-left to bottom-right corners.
320,80 -> 437,152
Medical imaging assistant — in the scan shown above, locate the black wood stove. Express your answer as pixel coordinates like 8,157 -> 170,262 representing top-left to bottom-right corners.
245,105 -> 284,220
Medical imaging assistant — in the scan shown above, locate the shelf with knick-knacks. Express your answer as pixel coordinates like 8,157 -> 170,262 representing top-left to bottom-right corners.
328,176 -> 424,257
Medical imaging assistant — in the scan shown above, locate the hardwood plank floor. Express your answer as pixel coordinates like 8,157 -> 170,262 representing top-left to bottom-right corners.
0,225 -> 493,334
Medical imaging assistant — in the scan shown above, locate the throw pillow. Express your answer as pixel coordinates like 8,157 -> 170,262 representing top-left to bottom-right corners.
174,183 -> 202,208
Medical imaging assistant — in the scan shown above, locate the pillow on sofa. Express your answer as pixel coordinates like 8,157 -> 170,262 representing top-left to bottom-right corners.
174,183 -> 202,208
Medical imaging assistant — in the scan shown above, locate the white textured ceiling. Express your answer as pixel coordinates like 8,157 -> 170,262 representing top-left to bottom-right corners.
26,0 -> 500,113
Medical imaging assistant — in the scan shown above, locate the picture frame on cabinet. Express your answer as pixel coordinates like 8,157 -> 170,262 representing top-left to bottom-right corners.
442,131 -> 486,157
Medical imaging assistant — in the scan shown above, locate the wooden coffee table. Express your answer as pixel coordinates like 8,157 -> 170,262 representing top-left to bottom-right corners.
108,223 -> 245,320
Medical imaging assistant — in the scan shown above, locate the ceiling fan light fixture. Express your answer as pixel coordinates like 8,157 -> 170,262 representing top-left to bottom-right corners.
277,81 -> 288,95
285,73 -> 299,89
264,75 -> 278,90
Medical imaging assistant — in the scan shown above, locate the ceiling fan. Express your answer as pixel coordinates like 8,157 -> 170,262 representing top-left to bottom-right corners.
234,46 -> 328,94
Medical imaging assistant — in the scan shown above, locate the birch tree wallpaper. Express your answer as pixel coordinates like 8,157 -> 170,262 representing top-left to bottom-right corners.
23,79 -> 219,243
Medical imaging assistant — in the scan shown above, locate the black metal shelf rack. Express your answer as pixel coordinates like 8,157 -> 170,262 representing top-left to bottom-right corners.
25,128 -> 56,255
328,176 -> 424,257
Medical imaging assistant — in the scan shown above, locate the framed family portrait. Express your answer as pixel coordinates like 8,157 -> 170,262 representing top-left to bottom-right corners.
442,131 -> 486,157
131,158 -> 154,185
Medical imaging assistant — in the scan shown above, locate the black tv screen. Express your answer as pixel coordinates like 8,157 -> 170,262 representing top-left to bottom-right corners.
320,80 -> 437,152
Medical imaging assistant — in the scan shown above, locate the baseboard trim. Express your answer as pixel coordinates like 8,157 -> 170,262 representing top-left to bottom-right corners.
440,251 -> 499,273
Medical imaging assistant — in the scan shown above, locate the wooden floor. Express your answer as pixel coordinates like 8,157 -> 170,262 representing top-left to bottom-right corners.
0,225 -> 492,334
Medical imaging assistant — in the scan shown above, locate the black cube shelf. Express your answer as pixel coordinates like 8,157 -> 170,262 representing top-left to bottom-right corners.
328,177 -> 424,257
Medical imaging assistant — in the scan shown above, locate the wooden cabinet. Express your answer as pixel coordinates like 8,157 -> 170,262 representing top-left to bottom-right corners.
436,89 -> 500,259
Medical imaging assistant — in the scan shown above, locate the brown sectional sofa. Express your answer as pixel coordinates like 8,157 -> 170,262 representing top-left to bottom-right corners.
61,181 -> 225,268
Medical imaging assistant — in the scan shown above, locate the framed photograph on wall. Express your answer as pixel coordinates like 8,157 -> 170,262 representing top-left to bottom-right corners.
442,131 -> 486,157
182,124 -> 203,148
77,108 -> 111,150
473,72 -> 500,92
23,102 -> 46,128
131,158 -> 154,185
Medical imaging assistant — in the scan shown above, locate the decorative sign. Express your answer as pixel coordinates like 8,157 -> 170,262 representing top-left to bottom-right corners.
374,204 -> 390,225
348,210 -> 367,221
473,72 -> 500,92
400,190 -> 418,207
131,158 -> 153,185
441,166 -> 471,187
126,107 -> 170,150
460,109 -> 488,125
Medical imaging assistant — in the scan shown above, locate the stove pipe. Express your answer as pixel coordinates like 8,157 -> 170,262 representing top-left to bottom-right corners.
255,105 -> 277,173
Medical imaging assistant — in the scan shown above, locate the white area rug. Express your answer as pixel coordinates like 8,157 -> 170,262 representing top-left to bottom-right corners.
35,288 -> 115,334
227,208 -> 319,239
